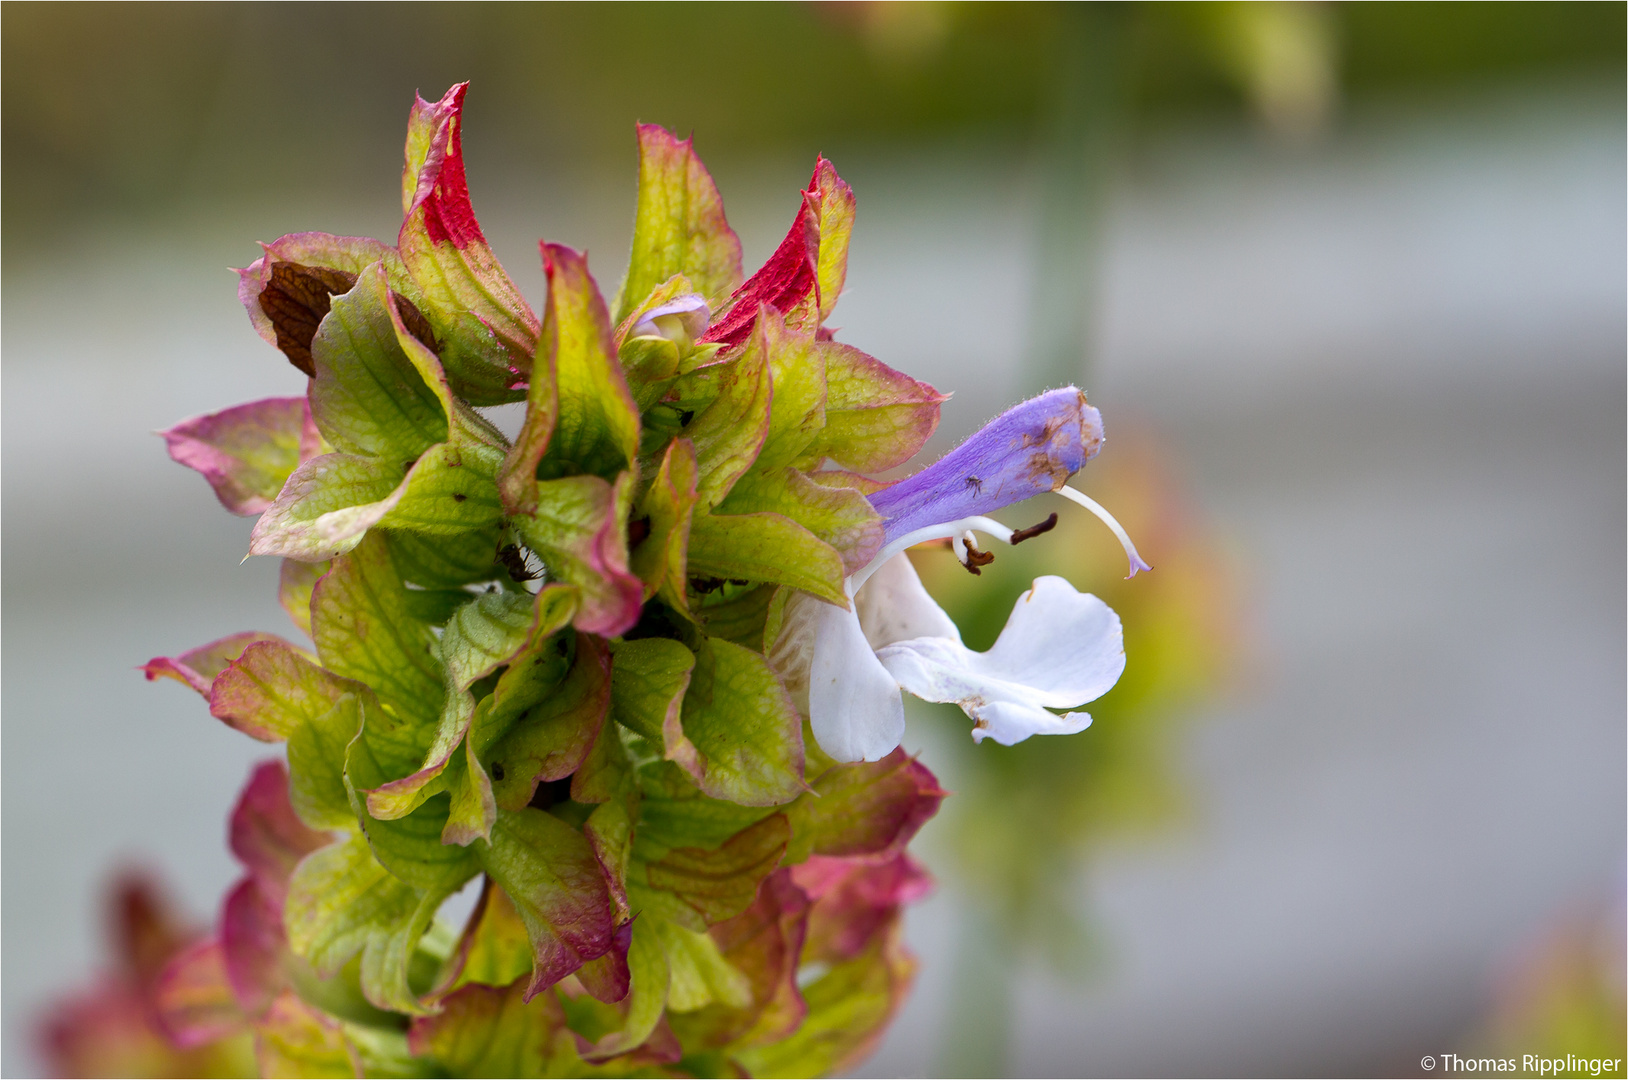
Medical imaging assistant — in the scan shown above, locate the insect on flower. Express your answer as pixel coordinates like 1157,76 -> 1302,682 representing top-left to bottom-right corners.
496,542 -> 541,582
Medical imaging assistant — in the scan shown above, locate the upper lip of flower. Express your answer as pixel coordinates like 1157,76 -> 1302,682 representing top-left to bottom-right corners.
857,386 -> 1150,590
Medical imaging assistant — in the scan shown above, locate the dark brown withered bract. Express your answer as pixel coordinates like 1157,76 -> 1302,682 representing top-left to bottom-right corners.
260,261 -> 440,376
261,262 -> 358,375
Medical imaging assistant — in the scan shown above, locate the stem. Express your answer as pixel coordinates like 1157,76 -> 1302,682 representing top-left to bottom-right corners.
934,904 -> 1016,1078
1023,3 -> 1129,392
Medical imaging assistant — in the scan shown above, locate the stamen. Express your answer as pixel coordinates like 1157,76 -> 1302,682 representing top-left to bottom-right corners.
1056,485 -> 1152,578
953,530 -> 995,575
849,515 -> 1015,595
1009,512 -> 1059,545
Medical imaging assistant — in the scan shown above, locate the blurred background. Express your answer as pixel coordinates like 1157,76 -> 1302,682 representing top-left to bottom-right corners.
4,3 -> 1623,1076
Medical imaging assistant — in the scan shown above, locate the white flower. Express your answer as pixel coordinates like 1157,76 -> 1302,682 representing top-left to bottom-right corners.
768,387 -> 1147,763
772,554 -> 1125,762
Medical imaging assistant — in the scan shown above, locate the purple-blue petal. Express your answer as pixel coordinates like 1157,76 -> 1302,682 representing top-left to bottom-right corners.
868,388 -> 1103,545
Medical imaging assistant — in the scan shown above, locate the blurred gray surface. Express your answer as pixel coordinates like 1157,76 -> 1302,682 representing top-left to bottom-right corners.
851,91 -> 1626,1078
5,89 -> 1623,1076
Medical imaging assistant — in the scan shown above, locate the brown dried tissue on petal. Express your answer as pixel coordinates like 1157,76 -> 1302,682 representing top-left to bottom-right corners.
391,293 -> 440,353
261,263 -> 359,375
1025,449 -> 1073,491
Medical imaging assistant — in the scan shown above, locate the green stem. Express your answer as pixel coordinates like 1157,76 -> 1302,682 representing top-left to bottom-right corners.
934,905 -> 1016,1078
1024,3 -> 1129,392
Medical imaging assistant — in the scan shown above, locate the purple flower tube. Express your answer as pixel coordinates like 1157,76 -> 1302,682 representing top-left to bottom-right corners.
868,387 -> 1103,544
861,387 -> 1149,581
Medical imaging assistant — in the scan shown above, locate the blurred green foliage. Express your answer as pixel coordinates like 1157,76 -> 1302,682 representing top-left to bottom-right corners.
4,2 -> 1622,246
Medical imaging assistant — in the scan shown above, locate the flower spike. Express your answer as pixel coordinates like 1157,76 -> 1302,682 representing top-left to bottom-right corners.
117,82 -> 1170,1078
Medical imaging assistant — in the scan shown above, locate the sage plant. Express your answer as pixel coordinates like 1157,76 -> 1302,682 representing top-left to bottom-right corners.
130,84 -> 1145,1077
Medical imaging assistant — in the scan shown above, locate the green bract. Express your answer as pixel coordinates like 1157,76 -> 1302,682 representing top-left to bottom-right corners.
149,84 -> 946,1078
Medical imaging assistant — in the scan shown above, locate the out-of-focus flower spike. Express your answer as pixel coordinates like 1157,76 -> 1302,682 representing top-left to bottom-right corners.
792,852 -> 933,962
408,980 -> 573,1072
217,763 -> 329,1015
254,993 -> 361,1076
219,880 -> 282,1016
152,938 -> 247,1049
228,761 -> 330,903
111,873 -> 198,986
695,869 -> 811,1046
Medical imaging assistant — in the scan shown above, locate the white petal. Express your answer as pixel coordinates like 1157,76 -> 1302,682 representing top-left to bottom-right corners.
808,599 -> 906,763
970,702 -> 1093,746
876,575 -> 1125,746
854,553 -> 962,650
979,576 -> 1126,705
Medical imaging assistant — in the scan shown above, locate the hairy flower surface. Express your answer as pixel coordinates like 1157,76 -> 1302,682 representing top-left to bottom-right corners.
111,82 -> 1142,1079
